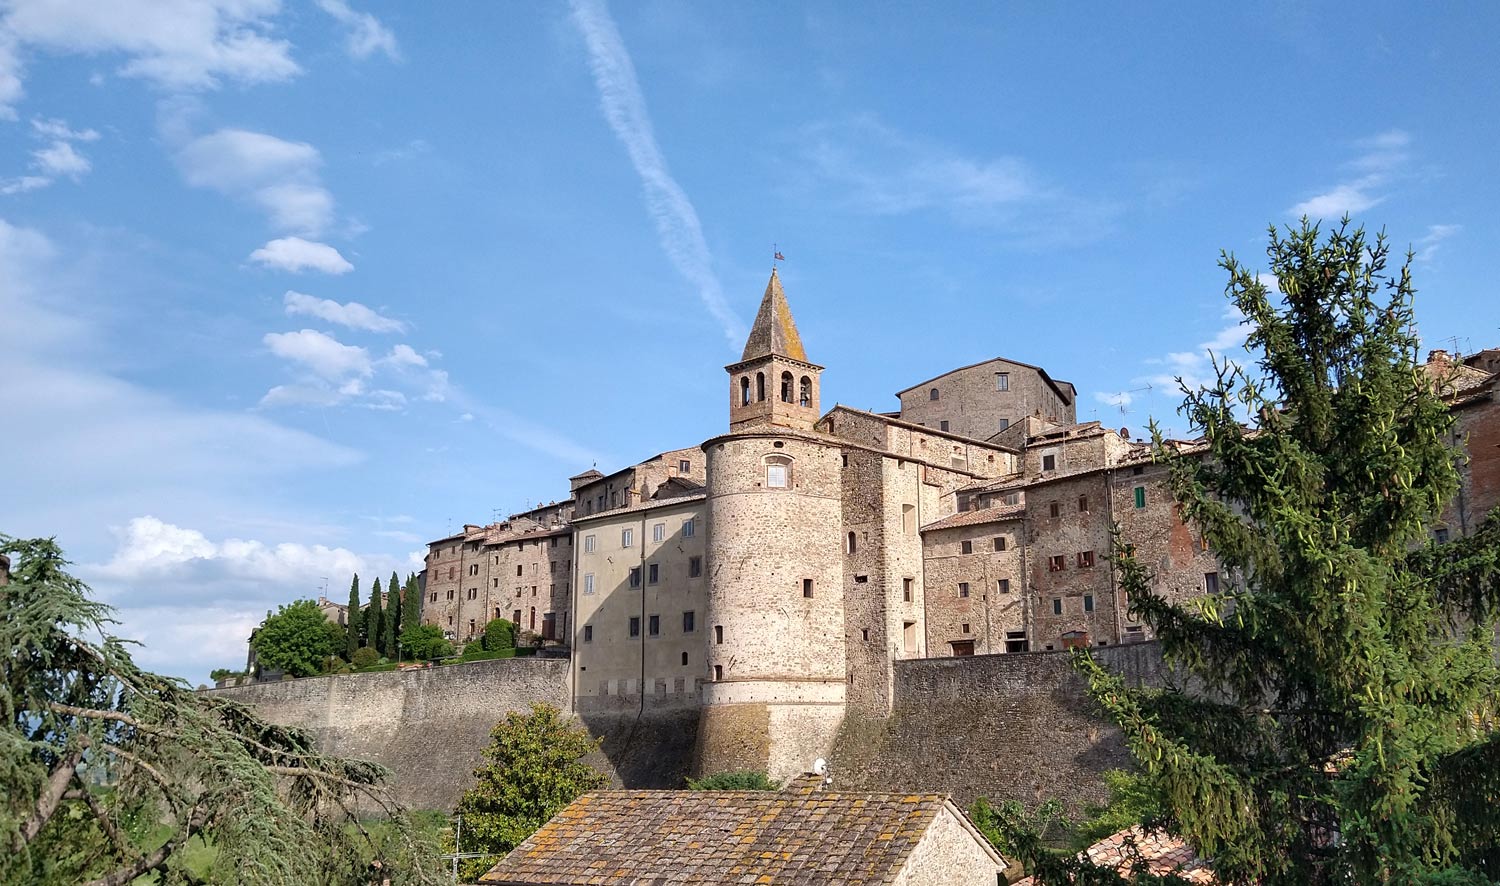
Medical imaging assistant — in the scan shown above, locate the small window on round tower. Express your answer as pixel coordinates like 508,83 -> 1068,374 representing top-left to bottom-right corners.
764,455 -> 792,489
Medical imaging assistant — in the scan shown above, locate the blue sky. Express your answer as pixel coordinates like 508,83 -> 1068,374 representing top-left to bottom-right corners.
3,1 -> 1496,683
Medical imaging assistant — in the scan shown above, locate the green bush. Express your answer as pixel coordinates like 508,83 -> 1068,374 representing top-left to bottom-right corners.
481,618 -> 516,651
351,646 -> 380,669
400,624 -> 453,661
687,771 -> 779,791
462,645 -> 516,662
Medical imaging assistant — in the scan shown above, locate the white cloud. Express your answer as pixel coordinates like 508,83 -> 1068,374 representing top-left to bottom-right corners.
1095,391 -> 1133,408
177,129 -> 335,235
32,116 -> 98,141
249,237 -> 354,274
1143,307 -> 1249,392
264,328 -> 371,380
798,115 -> 1117,246
383,342 -> 426,367
315,0 -> 399,61
568,0 -> 744,349
0,0 -> 299,116
32,139 -> 90,178
283,290 -> 404,333
0,174 -> 49,194
1289,130 -> 1411,219
1415,223 -> 1460,263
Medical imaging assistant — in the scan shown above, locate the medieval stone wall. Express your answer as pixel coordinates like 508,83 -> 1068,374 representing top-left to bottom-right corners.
828,642 -> 1166,812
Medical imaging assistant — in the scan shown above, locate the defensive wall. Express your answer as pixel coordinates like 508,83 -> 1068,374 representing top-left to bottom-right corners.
829,642 -> 1165,811
211,643 -> 1165,813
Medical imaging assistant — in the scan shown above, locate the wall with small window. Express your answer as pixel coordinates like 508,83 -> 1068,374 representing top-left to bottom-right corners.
919,515 -> 1025,657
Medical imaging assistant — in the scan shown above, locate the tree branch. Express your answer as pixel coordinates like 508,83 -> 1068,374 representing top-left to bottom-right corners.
18,746 -> 83,848
80,806 -> 209,886
76,775 -> 140,866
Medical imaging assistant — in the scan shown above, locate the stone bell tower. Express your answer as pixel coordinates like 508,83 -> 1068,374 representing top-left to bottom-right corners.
725,269 -> 823,432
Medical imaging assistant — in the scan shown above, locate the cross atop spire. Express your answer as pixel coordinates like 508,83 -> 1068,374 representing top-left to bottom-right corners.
740,268 -> 808,364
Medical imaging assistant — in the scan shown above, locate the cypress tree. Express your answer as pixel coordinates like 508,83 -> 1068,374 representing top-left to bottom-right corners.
403,573 -> 421,637
368,576 -> 384,656
385,570 -> 400,655
1012,219 -> 1500,884
345,573 -> 360,661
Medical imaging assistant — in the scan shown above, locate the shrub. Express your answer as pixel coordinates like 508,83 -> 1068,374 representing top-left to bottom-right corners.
687,771 -> 779,791
400,624 -> 453,661
481,618 -> 516,651
351,646 -> 380,669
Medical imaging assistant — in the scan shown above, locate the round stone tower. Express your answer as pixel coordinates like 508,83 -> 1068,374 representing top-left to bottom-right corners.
694,270 -> 848,783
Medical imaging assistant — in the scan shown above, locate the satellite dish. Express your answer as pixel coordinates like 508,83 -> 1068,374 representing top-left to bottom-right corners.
813,758 -> 827,776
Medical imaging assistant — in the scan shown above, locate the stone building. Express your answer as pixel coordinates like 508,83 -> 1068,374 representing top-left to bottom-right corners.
418,270 -> 1499,783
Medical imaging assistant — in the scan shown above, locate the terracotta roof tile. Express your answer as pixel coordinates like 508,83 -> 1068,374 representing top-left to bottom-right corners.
1011,826 -> 1217,885
920,504 -> 1026,532
479,789 -> 954,885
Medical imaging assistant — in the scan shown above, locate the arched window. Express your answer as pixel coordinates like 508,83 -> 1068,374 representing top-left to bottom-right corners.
780,371 -> 793,403
740,376 -> 750,406
764,454 -> 792,489
847,531 -> 857,554
929,388 -> 940,401
799,376 -> 812,407
756,372 -> 766,402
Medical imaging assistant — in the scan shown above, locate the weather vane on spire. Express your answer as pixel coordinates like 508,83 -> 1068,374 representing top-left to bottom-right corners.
772,244 -> 785,268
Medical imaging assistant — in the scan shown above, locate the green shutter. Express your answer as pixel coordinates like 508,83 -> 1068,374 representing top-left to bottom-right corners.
1134,486 -> 1146,508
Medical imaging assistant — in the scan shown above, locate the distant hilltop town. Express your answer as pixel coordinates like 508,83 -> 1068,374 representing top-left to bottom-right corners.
413,270 -> 1500,782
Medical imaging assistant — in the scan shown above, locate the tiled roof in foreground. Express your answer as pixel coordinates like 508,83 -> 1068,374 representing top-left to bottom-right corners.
479,788 -> 953,885
1013,826 -> 1216,885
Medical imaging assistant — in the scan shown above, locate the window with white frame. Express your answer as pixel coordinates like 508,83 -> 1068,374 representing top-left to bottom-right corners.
621,527 -> 634,548
682,518 -> 695,538
583,573 -> 595,594
652,522 -> 665,543
765,455 -> 791,488
584,535 -> 596,553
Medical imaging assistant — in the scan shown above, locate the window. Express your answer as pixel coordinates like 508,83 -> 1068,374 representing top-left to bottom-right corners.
469,564 -> 478,576
962,623 -> 971,634
1077,551 -> 1095,568
679,459 -> 691,473
629,567 -> 641,589
740,376 -> 750,406
714,625 -> 723,644
960,539 -> 973,554
998,418 -> 1010,431
648,614 -> 660,636
714,665 -> 723,681
648,564 -> 659,584
995,372 -> 1010,391
993,536 -> 1007,552
1205,572 -> 1220,594
513,609 -> 521,625
940,420 -> 950,432
929,387 -> 940,401
430,592 -> 437,602
584,535 -> 596,553
1078,495 -> 1089,512
629,617 -> 640,637
1052,598 -> 1063,615
765,454 -> 792,488
1084,594 -> 1095,612
621,528 -> 634,548
903,577 -> 914,602
1134,486 -> 1146,509
1049,501 -> 1060,518
516,564 -> 523,576
902,504 -> 915,534
780,371 -> 793,403
495,606 -> 502,619
1002,492 -> 1020,506
854,574 -> 869,583
683,611 -> 695,632
689,556 -> 702,578
1004,630 -> 1027,653
862,628 -> 870,641
584,573 -> 595,595
1435,527 -> 1450,543
447,589 -> 454,600
682,519 -> 695,538
1132,465 -> 1144,476
903,621 -> 918,653
997,578 -> 1011,594
652,523 -> 665,543
1042,454 -> 1056,471
448,566 -> 455,579
847,531 -> 857,554
681,652 -> 689,666
958,582 -> 970,598
1048,555 -> 1066,572
756,372 -> 765,401
799,376 -> 812,407
493,577 -> 498,588
802,578 -> 814,598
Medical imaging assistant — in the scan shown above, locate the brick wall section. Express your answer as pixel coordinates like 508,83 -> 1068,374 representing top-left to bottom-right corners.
897,358 -> 1076,440
1444,383 -> 1500,535
209,658 -> 570,811
828,643 -> 1166,811
922,515 -> 1026,655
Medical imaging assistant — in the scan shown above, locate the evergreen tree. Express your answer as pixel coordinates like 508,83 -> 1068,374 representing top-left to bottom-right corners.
403,573 -> 421,637
450,703 -> 606,881
387,569 -> 402,653
1008,220 -> 1500,884
345,573 -> 361,661
368,576 -> 384,656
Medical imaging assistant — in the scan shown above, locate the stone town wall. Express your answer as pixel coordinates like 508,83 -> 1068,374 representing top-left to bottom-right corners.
828,642 -> 1166,812
210,658 -> 571,811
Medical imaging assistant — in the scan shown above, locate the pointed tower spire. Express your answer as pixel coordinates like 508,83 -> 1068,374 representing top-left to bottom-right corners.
725,269 -> 822,433
740,269 -> 808,364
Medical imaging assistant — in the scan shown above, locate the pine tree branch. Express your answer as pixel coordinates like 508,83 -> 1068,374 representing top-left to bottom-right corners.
75,776 -> 139,865
17,746 -> 83,848
80,805 -> 210,886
